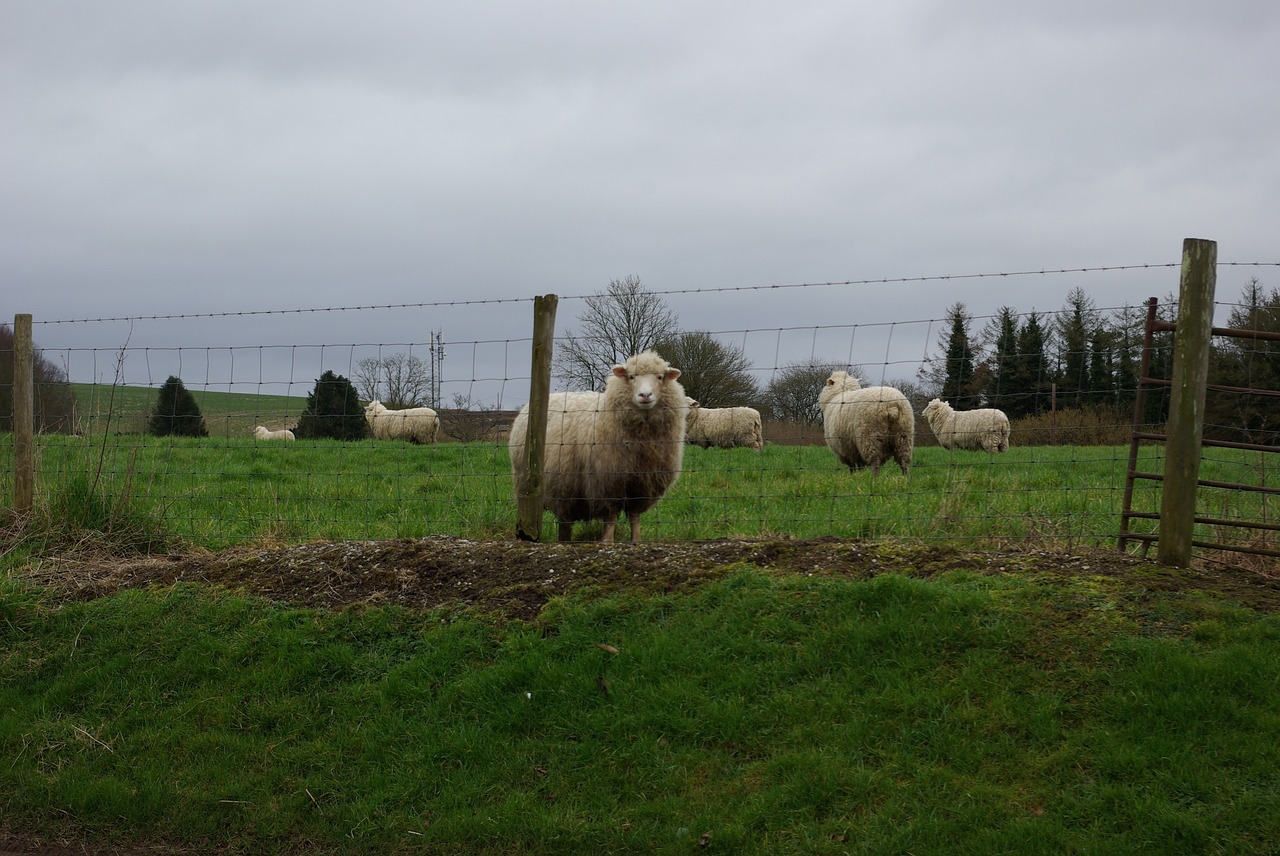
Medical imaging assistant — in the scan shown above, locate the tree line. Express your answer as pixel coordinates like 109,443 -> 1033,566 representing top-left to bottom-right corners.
924,278 -> 1280,444
0,323 -> 77,434
557,276 -> 1280,439
555,277 -> 1159,424
4,274 -> 1277,443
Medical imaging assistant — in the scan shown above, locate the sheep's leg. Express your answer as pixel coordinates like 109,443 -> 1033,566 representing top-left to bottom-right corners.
628,513 -> 641,544
557,519 -> 574,542
600,514 -> 617,544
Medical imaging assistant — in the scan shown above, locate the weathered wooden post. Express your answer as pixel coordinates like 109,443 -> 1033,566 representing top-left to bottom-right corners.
13,313 -> 35,514
515,294 -> 558,541
1157,238 -> 1217,567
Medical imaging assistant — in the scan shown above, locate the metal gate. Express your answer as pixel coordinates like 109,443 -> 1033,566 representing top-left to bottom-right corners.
1119,296 -> 1280,559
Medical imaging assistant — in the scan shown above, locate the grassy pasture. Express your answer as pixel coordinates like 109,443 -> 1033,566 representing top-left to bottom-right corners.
1,565 -> 1277,854
1,383 -> 1272,553
72,382 -> 307,439
7,427 -> 1277,554
3,394 -> 1278,854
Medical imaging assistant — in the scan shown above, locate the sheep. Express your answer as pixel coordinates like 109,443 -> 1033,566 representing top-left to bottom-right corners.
684,398 -> 764,450
817,371 -> 914,475
364,400 -> 441,444
922,398 -> 1010,453
253,425 -> 296,441
509,350 -> 688,544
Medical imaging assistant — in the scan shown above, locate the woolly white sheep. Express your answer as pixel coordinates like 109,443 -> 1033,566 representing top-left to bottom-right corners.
364,400 -> 441,444
252,425 -> 295,441
509,350 -> 688,543
922,398 -> 1010,453
684,398 -> 764,451
817,371 -> 914,475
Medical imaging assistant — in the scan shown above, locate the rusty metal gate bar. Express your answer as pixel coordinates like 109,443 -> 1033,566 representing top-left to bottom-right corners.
1119,297 -> 1280,559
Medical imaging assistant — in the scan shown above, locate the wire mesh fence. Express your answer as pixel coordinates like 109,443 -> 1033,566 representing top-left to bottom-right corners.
4,260 -> 1279,552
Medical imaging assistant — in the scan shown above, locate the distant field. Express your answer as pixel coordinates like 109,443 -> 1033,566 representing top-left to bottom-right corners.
73,383 -> 309,439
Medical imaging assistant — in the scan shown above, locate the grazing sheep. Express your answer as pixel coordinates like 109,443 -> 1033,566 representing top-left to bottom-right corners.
252,425 -> 296,441
684,398 -> 764,450
509,350 -> 688,543
364,400 -> 440,444
922,398 -> 1010,453
817,371 -> 914,475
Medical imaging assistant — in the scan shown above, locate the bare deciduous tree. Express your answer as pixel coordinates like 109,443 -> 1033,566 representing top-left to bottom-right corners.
443,392 -> 508,443
555,275 -> 679,391
761,361 -> 857,424
354,353 -> 432,409
0,323 -> 78,434
653,331 -> 758,406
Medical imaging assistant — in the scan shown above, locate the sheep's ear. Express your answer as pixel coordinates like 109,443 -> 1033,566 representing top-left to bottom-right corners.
612,365 -> 628,379
665,368 -> 681,381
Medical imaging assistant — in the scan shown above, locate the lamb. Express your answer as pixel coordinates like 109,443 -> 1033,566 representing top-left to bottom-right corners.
684,398 -> 764,451
364,400 -> 441,444
817,371 -> 914,475
509,350 -> 688,543
921,398 -> 1010,453
252,425 -> 295,441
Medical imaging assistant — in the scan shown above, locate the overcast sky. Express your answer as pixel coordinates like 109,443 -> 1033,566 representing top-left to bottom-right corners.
4,1 -> 1277,405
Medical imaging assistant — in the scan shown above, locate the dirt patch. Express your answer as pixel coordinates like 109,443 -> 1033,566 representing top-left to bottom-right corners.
18,537 -> 1280,620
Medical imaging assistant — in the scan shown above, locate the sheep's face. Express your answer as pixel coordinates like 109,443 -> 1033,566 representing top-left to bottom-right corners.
610,351 -> 682,411
364,401 -> 384,416
614,364 -> 681,410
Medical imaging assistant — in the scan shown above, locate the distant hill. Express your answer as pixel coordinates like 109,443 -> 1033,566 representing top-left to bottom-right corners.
72,383 -> 308,438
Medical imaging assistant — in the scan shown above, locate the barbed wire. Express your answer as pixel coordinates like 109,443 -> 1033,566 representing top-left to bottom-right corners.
31,260 -> 1280,326
35,296 -> 535,325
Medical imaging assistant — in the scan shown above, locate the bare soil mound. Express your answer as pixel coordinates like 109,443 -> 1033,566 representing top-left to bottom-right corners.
21,537 -> 1280,620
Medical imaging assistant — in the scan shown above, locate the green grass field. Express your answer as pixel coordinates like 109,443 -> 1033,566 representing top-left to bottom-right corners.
2,564 -> 1277,854
4,388 -> 1279,853
7,415 -> 1279,554
4,382 -> 1276,555
1,430 -> 1184,551
72,382 -> 308,439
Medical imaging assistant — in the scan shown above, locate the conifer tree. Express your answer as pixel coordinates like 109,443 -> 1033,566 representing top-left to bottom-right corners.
1087,329 -> 1116,406
1206,278 -> 1280,443
149,376 -> 208,438
940,302 -> 978,405
1055,288 -> 1095,407
1110,303 -> 1144,415
1005,310 -> 1051,419
984,307 -> 1020,413
295,370 -> 369,441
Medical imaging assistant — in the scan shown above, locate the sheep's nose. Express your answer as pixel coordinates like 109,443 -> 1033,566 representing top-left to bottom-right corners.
637,391 -> 652,403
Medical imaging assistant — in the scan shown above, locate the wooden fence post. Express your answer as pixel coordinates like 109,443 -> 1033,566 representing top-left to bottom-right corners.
516,294 -> 558,541
1157,238 -> 1217,568
14,313 -> 35,514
